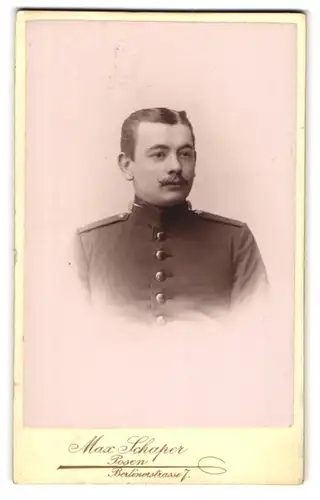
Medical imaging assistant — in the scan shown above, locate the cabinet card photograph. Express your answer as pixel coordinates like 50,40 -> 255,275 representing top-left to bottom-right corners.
14,10 -> 305,484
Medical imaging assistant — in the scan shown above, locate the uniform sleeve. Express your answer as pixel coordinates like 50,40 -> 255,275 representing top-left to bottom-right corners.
231,224 -> 268,303
73,230 -> 91,294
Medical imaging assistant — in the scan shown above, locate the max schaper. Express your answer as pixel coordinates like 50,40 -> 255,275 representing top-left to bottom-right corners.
68,435 -> 188,462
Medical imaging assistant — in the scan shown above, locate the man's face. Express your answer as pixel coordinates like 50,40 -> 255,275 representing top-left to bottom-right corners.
120,122 -> 196,207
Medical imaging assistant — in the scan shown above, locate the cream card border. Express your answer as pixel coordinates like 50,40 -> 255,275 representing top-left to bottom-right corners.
13,10 -> 306,485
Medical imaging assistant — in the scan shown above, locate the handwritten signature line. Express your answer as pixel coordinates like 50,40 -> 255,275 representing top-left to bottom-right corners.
58,465 -> 219,470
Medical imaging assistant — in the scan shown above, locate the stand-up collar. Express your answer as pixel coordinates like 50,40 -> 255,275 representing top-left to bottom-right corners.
130,195 -> 192,228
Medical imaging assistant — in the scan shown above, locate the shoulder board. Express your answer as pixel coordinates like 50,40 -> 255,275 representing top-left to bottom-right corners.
193,210 -> 245,228
78,212 -> 130,234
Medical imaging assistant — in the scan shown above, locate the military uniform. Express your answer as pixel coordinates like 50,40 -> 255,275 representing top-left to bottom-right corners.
76,197 -> 267,323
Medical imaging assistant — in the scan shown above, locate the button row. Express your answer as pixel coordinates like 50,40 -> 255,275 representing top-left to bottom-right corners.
155,231 -> 167,325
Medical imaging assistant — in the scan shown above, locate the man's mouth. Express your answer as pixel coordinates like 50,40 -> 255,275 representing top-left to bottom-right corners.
161,178 -> 188,187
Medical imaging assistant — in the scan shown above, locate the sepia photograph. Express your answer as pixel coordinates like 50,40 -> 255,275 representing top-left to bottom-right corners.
14,10 -> 305,484
76,106 -> 268,322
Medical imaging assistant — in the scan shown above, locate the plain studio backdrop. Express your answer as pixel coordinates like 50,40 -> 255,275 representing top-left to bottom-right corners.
23,20 -> 296,428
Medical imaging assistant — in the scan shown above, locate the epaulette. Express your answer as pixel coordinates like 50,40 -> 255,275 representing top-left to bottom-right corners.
78,212 -> 130,234
193,209 -> 245,228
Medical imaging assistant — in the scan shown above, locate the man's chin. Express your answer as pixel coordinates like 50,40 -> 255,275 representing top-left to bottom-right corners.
136,185 -> 191,207
156,190 -> 189,207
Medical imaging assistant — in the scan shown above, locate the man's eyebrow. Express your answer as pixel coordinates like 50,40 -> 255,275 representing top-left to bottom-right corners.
147,144 -> 170,152
146,143 -> 195,153
177,143 -> 194,151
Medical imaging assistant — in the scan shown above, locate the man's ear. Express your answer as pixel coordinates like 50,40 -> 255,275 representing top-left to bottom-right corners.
118,152 -> 134,181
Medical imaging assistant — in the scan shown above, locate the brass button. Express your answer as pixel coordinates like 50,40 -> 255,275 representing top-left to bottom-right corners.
156,231 -> 166,241
155,249 -> 166,260
156,315 -> 167,325
155,271 -> 166,282
155,292 -> 166,304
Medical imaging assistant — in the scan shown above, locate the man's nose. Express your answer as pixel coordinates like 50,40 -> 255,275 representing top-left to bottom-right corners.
167,154 -> 182,173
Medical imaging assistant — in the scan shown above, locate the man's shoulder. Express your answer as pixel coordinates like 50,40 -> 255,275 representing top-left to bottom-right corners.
78,212 -> 130,235
193,209 -> 246,229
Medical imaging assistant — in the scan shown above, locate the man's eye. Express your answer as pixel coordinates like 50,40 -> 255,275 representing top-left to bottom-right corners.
179,151 -> 192,158
152,152 -> 165,159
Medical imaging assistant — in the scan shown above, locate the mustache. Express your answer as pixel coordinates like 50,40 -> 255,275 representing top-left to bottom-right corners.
159,175 -> 190,186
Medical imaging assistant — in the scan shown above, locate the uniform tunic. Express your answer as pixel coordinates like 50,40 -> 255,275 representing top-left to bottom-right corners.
76,197 -> 267,323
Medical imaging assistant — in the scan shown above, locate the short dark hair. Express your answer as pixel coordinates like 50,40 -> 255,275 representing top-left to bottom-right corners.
120,107 -> 195,160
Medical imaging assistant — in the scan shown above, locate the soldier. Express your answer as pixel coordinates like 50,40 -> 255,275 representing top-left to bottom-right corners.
76,107 -> 267,324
